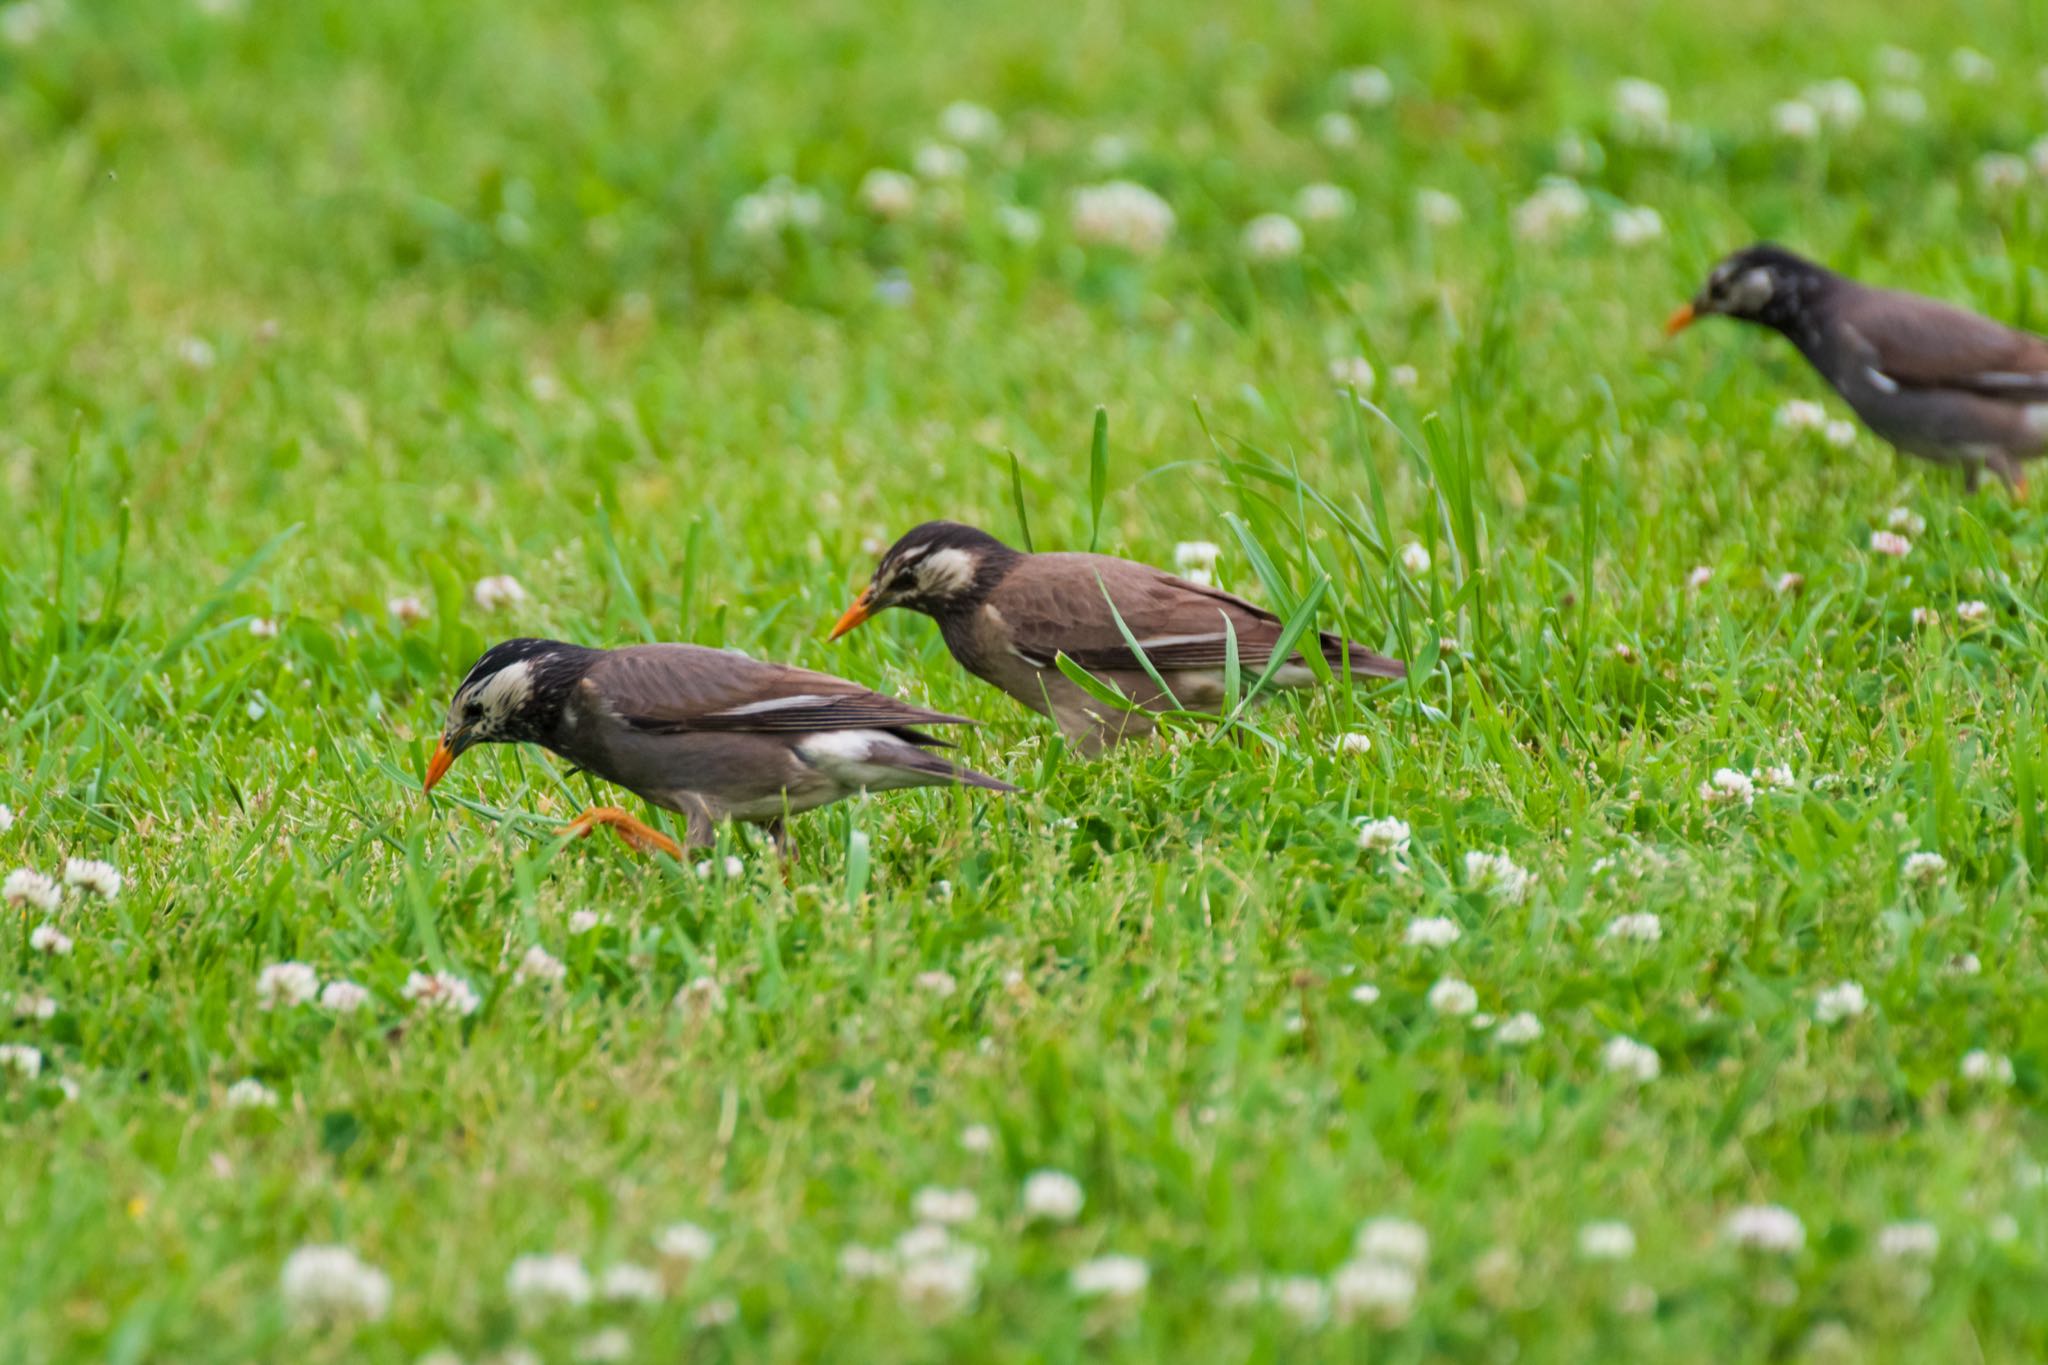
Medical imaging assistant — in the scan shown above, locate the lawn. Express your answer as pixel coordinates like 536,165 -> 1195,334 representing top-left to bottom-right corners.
6,0 -> 2048,1360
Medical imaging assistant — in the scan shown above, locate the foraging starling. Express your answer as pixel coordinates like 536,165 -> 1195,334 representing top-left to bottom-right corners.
1669,243 -> 2048,491
423,638 -> 1015,856
830,522 -> 1405,755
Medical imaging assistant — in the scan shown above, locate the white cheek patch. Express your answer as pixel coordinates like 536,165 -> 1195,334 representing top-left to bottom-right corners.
1731,267 -> 1775,310
472,659 -> 536,721
916,547 -> 976,595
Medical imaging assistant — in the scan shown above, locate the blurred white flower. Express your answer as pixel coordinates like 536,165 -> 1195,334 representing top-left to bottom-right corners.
1242,213 -> 1305,262
655,1222 -> 716,1267
1610,78 -> 1671,142
0,1044 -> 42,1078
1960,1049 -> 2015,1085
0,804 -> 12,835
696,855 -> 743,883
1355,817 -> 1410,856
938,100 -> 1001,146
1355,1217 -> 1429,1270
1601,1036 -> 1661,1083
838,1243 -> 894,1280
402,970 -> 481,1017
598,1262 -> 663,1304
1328,356 -> 1375,392
1803,78 -> 1865,128
1609,205 -> 1664,248
1776,399 -> 1828,431
1699,768 -> 1757,807
1876,1221 -> 1939,1261
1556,130 -> 1605,174
29,922 -> 72,956
1757,764 -> 1797,789
1813,981 -> 1868,1024
912,1187 -> 978,1225
0,2 -> 51,46
1173,540 -> 1221,575
506,1253 -> 593,1312
1463,851 -> 1533,903
63,858 -> 121,900
1495,1011 -> 1543,1045
513,946 -> 566,986
4,868 -> 59,912
1295,182 -> 1354,223
1723,1204 -> 1805,1253
176,336 -> 218,370
1415,188 -> 1464,228
897,1245 -> 979,1320
1869,530 -> 1912,557
1772,572 -> 1805,595
1022,1170 -> 1085,1223
1334,732 -> 1373,756
959,1123 -> 995,1154
1976,153 -> 2029,194
1404,915 -> 1462,948
387,595 -> 429,626
1771,100 -> 1821,140
1911,606 -> 1940,628
9,991 -> 56,1022
1399,541 -> 1432,575
729,178 -> 825,240
575,1328 -> 633,1363
1391,364 -> 1419,389
1349,983 -> 1381,1005
1603,913 -> 1663,944
1951,47 -> 1995,83
1877,87 -> 1927,123
1512,179 -> 1590,241
1578,1221 -> 1637,1260
248,617 -> 280,639
1070,1254 -> 1148,1300
1427,977 -> 1478,1017
693,1298 -> 738,1329
1902,851 -> 1948,883
914,969 -> 958,998
912,142 -> 968,182
225,1078 -> 278,1110
472,575 -> 529,611
997,204 -> 1043,244
1943,951 -> 1982,977
1071,181 -> 1175,255
1316,111 -> 1361,148
256,962 -> 320,1010
319,980 -> 371,1014
1340,65 -> 1394,107
1956,600 -> 1990,624
1329,1259 -> 1417,1326
568,910 -> 607,934
858,169 -> 918,220
1877,45 -> 1922,80
280,1245 -> 392,1323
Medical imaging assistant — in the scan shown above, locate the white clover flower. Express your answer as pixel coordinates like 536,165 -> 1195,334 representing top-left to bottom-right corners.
1699,767 -> 1757,808
1876,1221 -> 1939,1262
1404,915 -> 1462,948
728,178 -> 825,240
1316,111 -> 1360,148
225,1078 -> 279,1110
1959,1049 -> 2016,1085
1556,130 -> 1604,174
9,991 -> 56,1022
914,969 -> 958,998
1877,87 -> 1927,123
1956,600 -> 1990,624
1355,817 -> 1411,856
1355,1216 -> 1429,1270
938,100 -> 1001,146
1269,1275 -> 1331,1327
472,575 -> 529,611
1415,188 -> 1464,228
1976,153 -> 2028,194
912,1187 -> 978,1225
1295,183 -> 1354,223
176,336 -> 217,370
61,857 -> 122,900
506,1253 -> 593,1312
694,854 -> 744,881
248,617 -> 280,639
0,803 -> 12,834
1333,732 -> 1373,757
838,1244 -> 894,1280
1776,399 -> 1828,431
1577,1221 -> 1637,1260
386,594 -> 429,626
1427,977 -> 1478,1017
1755,764 -> 1798,790
319,980 -> 371,1014
513,946 -> 566,986
1813,981 -> 1868,1024
4,868 -> 60,912
675,976 -> 726,1017
0,1 -> 52,46
1911,606 -> 1940,628
1885,506 -> 1926,535
1329,1259 -> 1417,1326
1022,1170 -> 1085,1223
1349,983 -> 1381,1006
1772,572 -> 1805,596
693,1298 -> 739,1328
1686,565 -> 1714,590
1243,213 -> 1305,262
997,204 -> 1043,244
598,1262 -> 663,1304
0,1044 -> 43,1079
1943,952 -> 1982,978
1951,48 -> 1995,83
1088,133 -> 1134,168
1399,541 -> 1432,575
897,1247 -> 980,1320
402,970 -> 481,1017
1609,205 -> 1664,248
1603,913 -> 1663,944
959,1123 -> 995,1154
1877,45 -> 1922,80
1070,1254 -> 1148,1301
1340,65 -> 1394,107
1495,1012 -> 1543,1045
1820,418 -> 1857,447
1771,100 -> 1821,139
1723,1204 -> 1805,1253
654,1222 -> 716,1267
1610,78 -> 1671,142
1463,850 -> 1533,903
858,169 -> 918,221
895,1224 -> 954,1262
29,922 -> 73,956
255,962 -> 320,1011
575,1328 -> 632,1363
1869,530 -> 1912,557
568,909 -> 606,934
912,142 -> 968,182
280,1245 -> 393,1323
1070,181 -> 1176,255
1902,851 -> 1949,884
1601,1036 -> 1661,1083
1802,78 -> 1865,128
1173,540 -> 1221,574
1512,178 -> 1590,241
1328,356 -> 1376,392
1391,364 -> 1419,389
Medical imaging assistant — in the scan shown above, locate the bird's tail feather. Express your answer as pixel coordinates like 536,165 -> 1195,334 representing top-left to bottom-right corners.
1318,633 -> 1407,679
885,744 -> 1020,793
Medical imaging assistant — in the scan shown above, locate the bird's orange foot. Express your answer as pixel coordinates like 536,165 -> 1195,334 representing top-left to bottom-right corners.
560,806 -> 684,859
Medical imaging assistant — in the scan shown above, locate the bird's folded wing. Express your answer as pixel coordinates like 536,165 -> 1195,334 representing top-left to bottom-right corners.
590,646 -> 971,736
1847,292 -> 2048,400
1000,560 -> 1296,671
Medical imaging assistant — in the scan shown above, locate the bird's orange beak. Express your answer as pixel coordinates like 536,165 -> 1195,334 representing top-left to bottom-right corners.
1663,303 -> 1696,336
423,738 -> 456,793
829,589 -> 875,641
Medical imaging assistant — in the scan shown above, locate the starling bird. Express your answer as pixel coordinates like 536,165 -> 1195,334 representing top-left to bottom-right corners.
830,521 -> 1404,755
424,638 -> 1015,856
1669,243 -> 2048,491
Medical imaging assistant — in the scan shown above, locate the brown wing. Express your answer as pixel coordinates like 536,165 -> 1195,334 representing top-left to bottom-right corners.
994,554 -> 1403,678
1842,287 -> 2048,401
589,644 -> 972,740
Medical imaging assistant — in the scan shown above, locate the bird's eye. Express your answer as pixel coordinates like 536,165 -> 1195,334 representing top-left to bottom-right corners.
465,701 -> 483,720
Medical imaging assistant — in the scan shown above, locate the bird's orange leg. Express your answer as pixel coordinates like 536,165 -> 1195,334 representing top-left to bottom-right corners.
560,806 -> 684,859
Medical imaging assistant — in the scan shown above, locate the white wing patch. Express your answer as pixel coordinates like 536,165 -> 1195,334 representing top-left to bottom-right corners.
1971,371 -> 2048,389
1133,632 -> 1228,651
710,693 -> 842,718
1865,367 -> 1899,394
794,729 -> 929,791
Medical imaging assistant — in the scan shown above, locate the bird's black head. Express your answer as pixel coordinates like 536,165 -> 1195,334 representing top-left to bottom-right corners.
1670,243 -> 1834,338
830,521 -> 1020,637
424,638 -> 595,791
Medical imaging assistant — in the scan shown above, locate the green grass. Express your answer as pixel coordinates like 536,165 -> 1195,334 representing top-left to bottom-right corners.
7,0 -> 2048,1359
